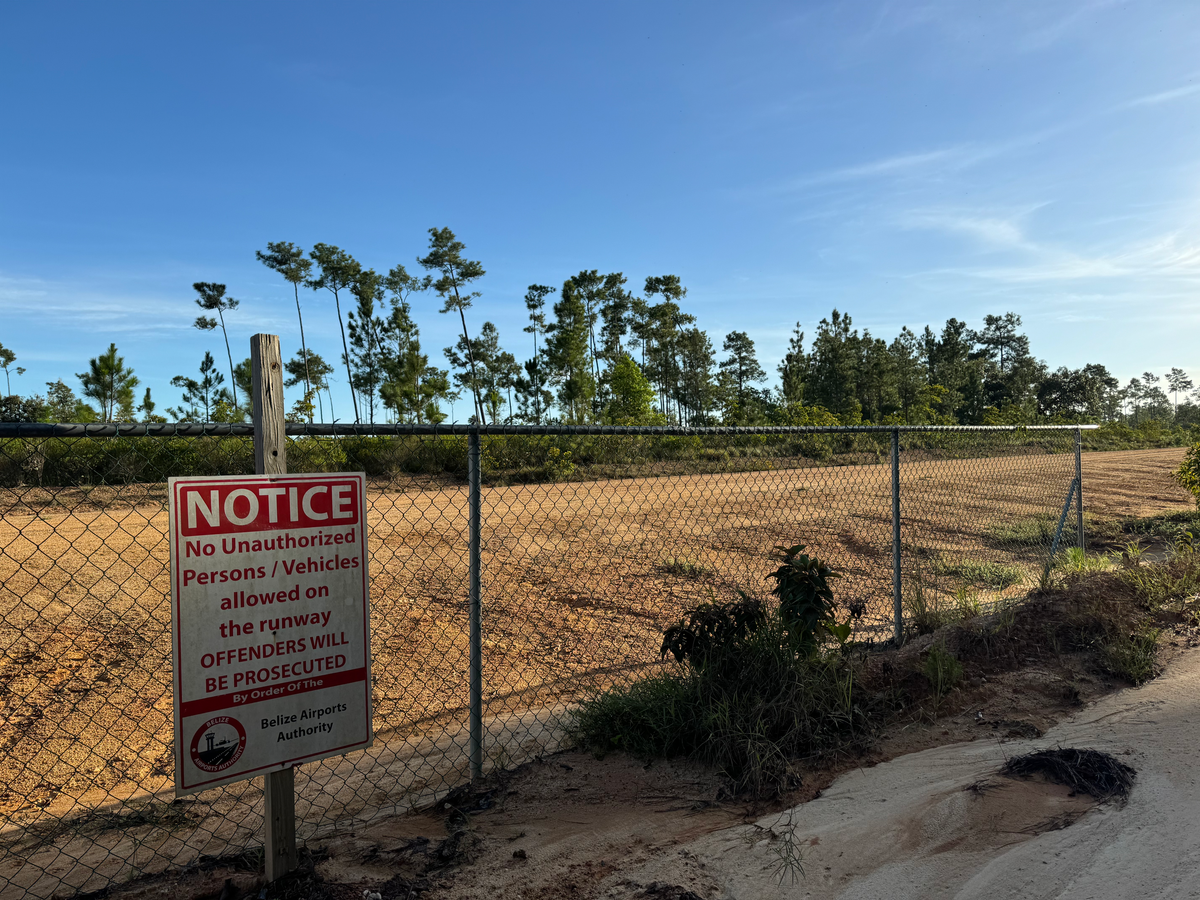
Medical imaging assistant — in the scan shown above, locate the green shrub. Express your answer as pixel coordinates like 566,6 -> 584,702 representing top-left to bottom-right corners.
660,594 -> 766,669
572,547 -> 871,798
1175,442 -> 1200,509
767,544 -> 849,649
571,615 -> 868,797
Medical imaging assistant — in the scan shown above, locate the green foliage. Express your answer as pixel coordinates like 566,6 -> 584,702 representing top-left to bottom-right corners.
952,585 -> 982,618
1056,546 -> 1112,582
0,343 -> 19,396
191,282 -> 241,410
169,351 -> 231,422
986,514 -> 1058,548
660,595 -> 766,668
1119,543 -> 1200,610
766,544 -> 844,651
571,549 -> 872,797
572,611 -> 868,798
1174,442 -> 1200,508
719,331 -> 767,415
661,555 -> 708,578
419,227 -> 487,424
77,343 -> 139,422
542,445 -> 574,481
605,354 -> 662,424
308,243 -> 364,424
933,558 -> 1025,590
903,577 -> 953,635
544,278 -> 597,423
1100,629 -> 1160,685
257,241 -> 315,415
903,561 -> 991,635
923,642 -> 963,697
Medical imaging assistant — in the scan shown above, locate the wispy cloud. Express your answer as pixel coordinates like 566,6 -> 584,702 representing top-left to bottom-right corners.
1121,82 -> 1200,109
0,272 -> 289,339
796,148 -> 962,186
1017,0 -> 1127,52
904,208 -> 1200,284
903,211 -> 1034,250
763,123 -> 1070,199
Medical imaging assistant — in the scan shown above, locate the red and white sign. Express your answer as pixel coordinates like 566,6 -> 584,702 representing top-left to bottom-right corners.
169,473 -> 372,794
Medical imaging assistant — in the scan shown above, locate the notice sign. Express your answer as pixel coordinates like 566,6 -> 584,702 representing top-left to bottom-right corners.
169,473 -> 372,794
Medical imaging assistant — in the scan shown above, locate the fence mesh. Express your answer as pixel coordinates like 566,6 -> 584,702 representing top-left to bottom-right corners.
0,424 -> 1084,897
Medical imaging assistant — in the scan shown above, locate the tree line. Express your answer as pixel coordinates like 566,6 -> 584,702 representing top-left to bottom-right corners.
1,227 -> 1197,430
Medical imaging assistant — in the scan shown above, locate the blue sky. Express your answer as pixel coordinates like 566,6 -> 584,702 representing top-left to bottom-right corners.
2,0 -> 1199,418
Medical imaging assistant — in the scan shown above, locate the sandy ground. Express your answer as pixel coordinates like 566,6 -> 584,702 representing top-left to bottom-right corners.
92,628 -> 1200,900
600,645 -> 1200,900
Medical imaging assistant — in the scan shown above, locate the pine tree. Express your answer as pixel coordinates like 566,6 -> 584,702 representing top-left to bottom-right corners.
418,228 -> 488,424
285,349 -> 335,421
445,322 -> 511,423
606,354 -> 660,424
1167,367 -> 1194,417
807,310 -> 862,422
170,352 -> 230,421
192,283 -> 240,408
77,343 -> 139,422
719,331 -> 767,422
544,280 -> 596,423
677,327 -> 716,425
307,244 -> 363,423
0,344 -> 18,395
643,276 -> 693,421
519,284 -> 555,424
256,241 -> 314,414
889,327 -> 927,424
856,332 -> 899,423
347,268 -> 388,424
778,323 -> 807,406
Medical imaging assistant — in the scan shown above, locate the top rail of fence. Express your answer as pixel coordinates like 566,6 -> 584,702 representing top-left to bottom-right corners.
0,422 -> 1100,439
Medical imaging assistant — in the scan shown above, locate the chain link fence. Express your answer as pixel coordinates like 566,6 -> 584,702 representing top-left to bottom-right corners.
0,422 -> 1089,897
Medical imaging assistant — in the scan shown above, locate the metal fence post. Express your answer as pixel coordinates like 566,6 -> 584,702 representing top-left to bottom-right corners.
467,428 -> 483,782
891,428 -> 902,646
251,334 -> 297,883
1075,427 -> 1085,551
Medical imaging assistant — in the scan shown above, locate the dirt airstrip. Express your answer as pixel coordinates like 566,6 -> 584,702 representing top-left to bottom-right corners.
0,447 -> 1191,897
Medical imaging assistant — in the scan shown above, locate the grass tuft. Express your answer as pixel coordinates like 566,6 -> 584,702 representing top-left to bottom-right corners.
924,642 -> 963,697
935,559 -> 1025,590
1100,629 -> 1161,685
661,555 -> 709,578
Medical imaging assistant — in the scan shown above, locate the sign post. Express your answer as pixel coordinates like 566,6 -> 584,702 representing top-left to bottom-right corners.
169,334 -> 372,882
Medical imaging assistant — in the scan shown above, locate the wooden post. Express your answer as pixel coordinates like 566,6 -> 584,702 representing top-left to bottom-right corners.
252,334 -> 287,479
251,334 -> 296,881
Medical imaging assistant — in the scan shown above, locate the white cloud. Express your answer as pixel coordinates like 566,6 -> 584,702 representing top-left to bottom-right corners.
0,271 -> 293,340
903,207 -> 1200,284
783,148 -> 964,189
1121,82 -> 1200,109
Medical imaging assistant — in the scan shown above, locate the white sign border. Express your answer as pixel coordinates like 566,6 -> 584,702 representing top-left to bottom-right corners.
169,472 -> 373,795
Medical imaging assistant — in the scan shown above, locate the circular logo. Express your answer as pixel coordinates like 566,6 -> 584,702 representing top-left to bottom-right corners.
190,716 -> 247,773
